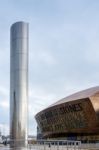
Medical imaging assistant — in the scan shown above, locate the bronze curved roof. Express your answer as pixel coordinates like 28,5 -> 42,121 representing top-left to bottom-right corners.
35,86 -> 99,138
50,86 -> 99,107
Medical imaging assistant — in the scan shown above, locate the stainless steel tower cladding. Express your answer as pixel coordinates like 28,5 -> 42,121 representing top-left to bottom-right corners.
10,22 -> 29,147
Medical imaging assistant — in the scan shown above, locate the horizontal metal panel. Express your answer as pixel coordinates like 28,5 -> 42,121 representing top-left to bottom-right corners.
11,38 -> 28,56
11,54 -> 28,70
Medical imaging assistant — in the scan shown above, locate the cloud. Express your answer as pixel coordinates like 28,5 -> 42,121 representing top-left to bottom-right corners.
0,101 -> 9,108
30,50 -> 57,66
29,86 -> 57,114
0,86 -> 9,109
36,51 -> 56,65
0,123 -> 9,135
0,87 -> 9,97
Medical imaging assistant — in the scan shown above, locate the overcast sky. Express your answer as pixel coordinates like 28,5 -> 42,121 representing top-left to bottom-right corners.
0,0 -> 99,135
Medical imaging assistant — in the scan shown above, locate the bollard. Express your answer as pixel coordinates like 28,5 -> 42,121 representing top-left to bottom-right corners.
57,141 -> 59,150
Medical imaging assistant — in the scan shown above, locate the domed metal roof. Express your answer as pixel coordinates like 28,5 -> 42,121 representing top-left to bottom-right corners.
51,86 -> 99,107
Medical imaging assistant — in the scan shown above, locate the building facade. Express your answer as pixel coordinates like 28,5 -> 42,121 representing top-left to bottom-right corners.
35,86 -> 99,142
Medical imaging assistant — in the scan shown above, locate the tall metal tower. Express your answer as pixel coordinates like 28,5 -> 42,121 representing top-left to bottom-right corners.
10,21 -> 29,147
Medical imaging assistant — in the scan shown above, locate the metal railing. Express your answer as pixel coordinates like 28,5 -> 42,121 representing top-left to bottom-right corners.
0,139 -> 81,150
28,140 -> 81,150
1,139 -> 99,150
